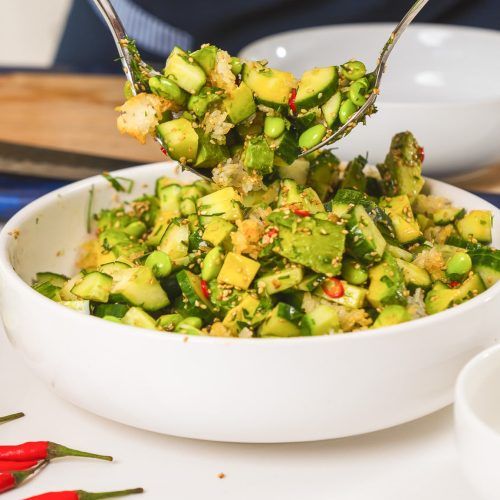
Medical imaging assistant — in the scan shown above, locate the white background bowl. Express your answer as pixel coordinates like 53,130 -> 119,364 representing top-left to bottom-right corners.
455,344 -> 500,500
0,162 -> 499,443
239,24 -> 500,176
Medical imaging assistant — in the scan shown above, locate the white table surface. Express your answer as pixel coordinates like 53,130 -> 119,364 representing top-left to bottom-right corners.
0,322 -> 480,500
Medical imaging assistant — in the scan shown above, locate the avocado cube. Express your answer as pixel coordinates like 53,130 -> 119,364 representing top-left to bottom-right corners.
456,210 -> 492,244
373,305 -> 411,328
202,217 -> 235,246
243,136 -> 274,174
222,294 -> 261,334
197,187 -> 243,222
224,82 -> 256,124
217,252 -> 260,290
301,304 -> 340,336
367,254 -> 407,309
190,45 -> 218,74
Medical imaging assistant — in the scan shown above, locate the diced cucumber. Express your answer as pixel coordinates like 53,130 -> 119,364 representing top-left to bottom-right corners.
110,266 -> 170,311
469,248 -> 500,288
341,257 -> 368,285
71,271 -> 113,303
456,210 -> 492,244
268,130 -> 300,167
278,178 -> 302,207
148,75 -> 188,106
347,205 -> 386,264
330,188 -> 363,218
367,254 -> 407,309
295,66 -> 339,110
278,158 -> 310,185
60,300 -> 90,314
176,269 -> 214,320
122,307 -> 157,330
257,267 -> 303,295
98,261 -> 131,278
295,274 -> 325,292
373,305 -> 411,328
164,47 -> 206,94
187,87 -> 222,118
315,281 -> 367,309
307,151 -> 340,201
386,244 -> 413,262
243,135 -> 274,174
301,304 -> 339,336
158,220 -> 190,266
242,62 -> 296,111
222,294 -> 261,334
340,155 -> 367,192
194,131 -> 229,168
321,91 -> 342,127
197,187 -> 243,222
93,303 -> 129,319
380,195 -> 422,245
60,273 -> 83,301
432,207 -> 465,226
33,281 -> 61,301
157,118 -> 199,162
217,252 -> 260,290
223,82 -> 256,124
258,303 -> 302,337
395,258 -> 432,288
35,272 -> 68,288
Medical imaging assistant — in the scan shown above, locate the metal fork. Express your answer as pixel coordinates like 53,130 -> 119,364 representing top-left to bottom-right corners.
93,0 -> 428,174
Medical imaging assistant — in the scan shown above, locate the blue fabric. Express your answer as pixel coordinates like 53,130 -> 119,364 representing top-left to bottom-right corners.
1,173 -> 499,222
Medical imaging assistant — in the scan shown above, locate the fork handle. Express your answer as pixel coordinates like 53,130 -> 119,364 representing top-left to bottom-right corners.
92,0 -> 135,88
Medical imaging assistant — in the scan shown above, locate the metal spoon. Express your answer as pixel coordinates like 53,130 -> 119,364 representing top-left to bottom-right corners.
93,0 -> 428,176
298,0 -> 429,156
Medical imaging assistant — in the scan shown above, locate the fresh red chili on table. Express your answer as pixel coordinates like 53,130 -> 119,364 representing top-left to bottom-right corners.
200,279 -> 210,299
0,412 -> 24,425
0,460 -> 46,493
288,88 -> 297,114
322,277 -> 345,299
0,459 -> 38,472
24,487 -> 144,500
292,209 -> 310,217
0,442 -> 112,462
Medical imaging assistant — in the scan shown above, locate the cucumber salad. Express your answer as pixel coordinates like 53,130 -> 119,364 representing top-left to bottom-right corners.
116,40 -> 375,192
32,132 -> 499,337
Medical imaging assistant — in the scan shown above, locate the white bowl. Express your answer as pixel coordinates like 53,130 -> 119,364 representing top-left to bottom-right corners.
239,23 -> 500,176
0,162 -> 499,443
455,345 -> 500,500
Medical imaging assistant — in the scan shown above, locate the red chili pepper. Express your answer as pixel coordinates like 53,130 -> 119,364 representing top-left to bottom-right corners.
265,228 -> 279,239
417,146 -> 425,163
160,146 -> 168,157
24,487 -> 144,500
0,442 -> 112,462
292,209 -> 310,217
200,279 -> 210,299
322,277 -> 345,299
288,88 -> 297,114
0,412 -> 24,425
449,280 -> 461,288
0,459 -> 38,472
0,460 -> 46,493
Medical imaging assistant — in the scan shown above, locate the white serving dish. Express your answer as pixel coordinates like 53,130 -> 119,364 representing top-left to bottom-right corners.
0,162 -> 499,443
239,23 -> 500,176
455,344 -> 500,500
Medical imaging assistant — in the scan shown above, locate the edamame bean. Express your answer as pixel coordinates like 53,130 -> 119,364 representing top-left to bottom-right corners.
180,198 -> 197,216
179,316 -> 203,329
230,57 -> 243,75
264,116 -> 286,139
103,315 -> 122,323
341,60 -> 367,81
349,79 -> 369,107
339,99 -> 358,124
148,75 -> 187,105
341,258 -> 368,285
298,124 -> 327,149
124,220 -> 147,238
446,252 -> 472,278
145,250 -> 172,278
175,324 -> 202,336
201,246 -> 225,281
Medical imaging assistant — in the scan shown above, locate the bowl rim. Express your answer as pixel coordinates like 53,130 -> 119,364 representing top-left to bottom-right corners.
0,162 -> 499,346
455,343 -> 500,442
238,22 -> 500,107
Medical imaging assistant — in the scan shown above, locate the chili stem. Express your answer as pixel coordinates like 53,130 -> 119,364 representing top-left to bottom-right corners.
0,412 -> 25,424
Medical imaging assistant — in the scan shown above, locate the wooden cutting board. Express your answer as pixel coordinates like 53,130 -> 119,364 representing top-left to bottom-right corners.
0,72 -> 162,164
0,72 -> 499,192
